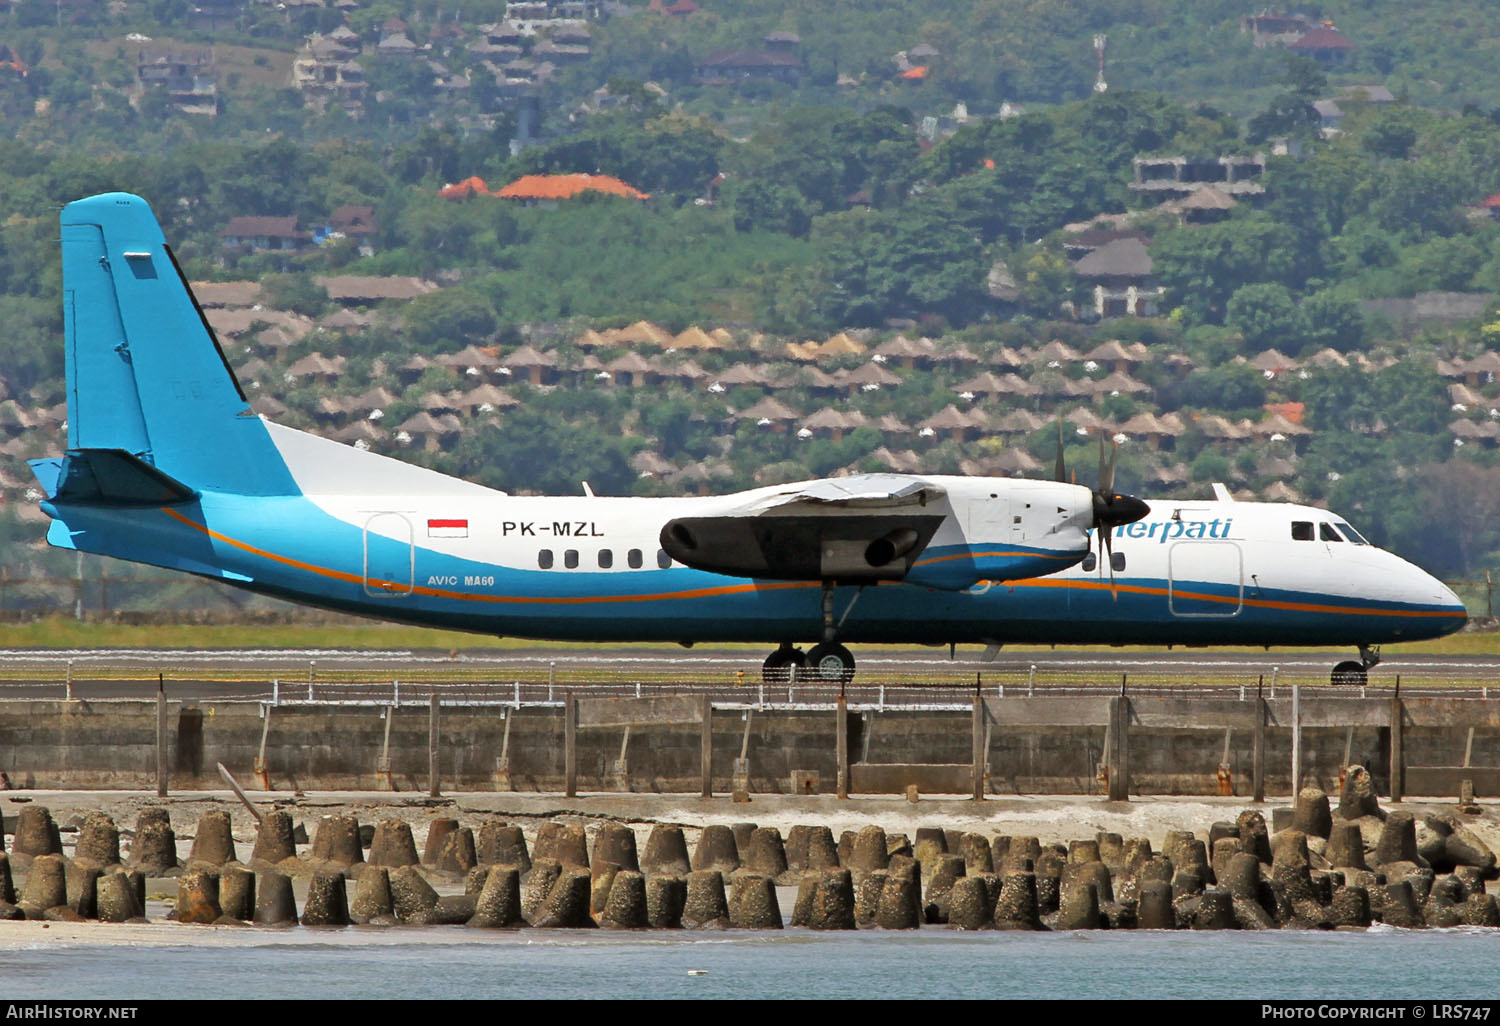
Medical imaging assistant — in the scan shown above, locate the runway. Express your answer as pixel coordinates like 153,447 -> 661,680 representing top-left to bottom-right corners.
2,644 -> 1500,703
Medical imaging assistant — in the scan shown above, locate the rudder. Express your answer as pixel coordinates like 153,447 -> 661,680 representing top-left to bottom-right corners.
60,192 -> 296,497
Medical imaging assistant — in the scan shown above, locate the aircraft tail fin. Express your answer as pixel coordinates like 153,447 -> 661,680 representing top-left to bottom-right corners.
59,193 -> 297,497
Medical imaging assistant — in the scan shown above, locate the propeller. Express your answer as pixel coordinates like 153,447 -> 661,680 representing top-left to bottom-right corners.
1054,419 -> 1151,599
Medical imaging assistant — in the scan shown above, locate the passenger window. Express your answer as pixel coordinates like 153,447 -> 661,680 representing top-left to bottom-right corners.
538,549 -> 553,569
1291,521 -> 1313,541
1320,523 -> 1344,542
628,549 -> 643,569
657,549 -> 672,569
1081,552 -> 1097,572
564,549 -> 579,569
1110,552 -> 1126,572
598,549 -> 613,569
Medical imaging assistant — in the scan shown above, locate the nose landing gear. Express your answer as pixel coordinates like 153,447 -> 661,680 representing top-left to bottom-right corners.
1331,645 -> 1381,687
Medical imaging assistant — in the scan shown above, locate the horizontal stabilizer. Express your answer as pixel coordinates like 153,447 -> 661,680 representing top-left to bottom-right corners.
30,449 -> 198,506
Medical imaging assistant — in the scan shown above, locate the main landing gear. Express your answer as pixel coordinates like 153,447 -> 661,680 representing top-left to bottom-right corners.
760,581 -> 860,684
1331,645 -> 1381,687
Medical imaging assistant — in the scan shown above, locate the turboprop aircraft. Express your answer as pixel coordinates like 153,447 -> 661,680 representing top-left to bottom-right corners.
28,193 -> 1467,685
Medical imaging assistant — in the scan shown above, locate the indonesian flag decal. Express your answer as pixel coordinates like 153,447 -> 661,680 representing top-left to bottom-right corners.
427,518 -> 469,538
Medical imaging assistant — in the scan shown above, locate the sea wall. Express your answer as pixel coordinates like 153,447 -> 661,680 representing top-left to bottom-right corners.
3,695 -> 1500,797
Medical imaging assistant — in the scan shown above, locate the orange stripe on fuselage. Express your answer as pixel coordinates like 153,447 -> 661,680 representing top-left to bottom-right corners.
1002,576 -> 1465,619
162,507 -> 815,605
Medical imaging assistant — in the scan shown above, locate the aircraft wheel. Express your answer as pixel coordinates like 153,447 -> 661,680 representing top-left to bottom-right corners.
803,642 -> 855,684
1330,660 -> 1368,687
762,646 -> 805,684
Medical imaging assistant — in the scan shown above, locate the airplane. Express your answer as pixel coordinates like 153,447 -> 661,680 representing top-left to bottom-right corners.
27,193 -> 1468,687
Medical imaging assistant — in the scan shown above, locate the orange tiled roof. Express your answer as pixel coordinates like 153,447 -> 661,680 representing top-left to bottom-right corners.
899,66 -> 928,80
1264,401 -> 1306,424
496,173 -> 650,201
438,176 -> 492,199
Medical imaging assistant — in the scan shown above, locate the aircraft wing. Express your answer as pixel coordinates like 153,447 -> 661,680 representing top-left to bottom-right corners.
660,474 -> 947,582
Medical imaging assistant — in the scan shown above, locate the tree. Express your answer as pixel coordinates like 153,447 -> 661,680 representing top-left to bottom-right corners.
400,289 -> 497,352
1226,283 -> 1304,353
1152,218 -> 1303,324
260,273 -> 330,318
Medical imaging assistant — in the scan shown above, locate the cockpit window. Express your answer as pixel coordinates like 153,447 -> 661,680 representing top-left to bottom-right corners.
1291,521 -> 1314,541
1319,523 -> 1344,542
1334,522 -> 1369,545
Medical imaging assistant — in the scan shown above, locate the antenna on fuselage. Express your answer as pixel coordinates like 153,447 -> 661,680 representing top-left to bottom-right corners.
582,481 -> 595,497
1211,482 -> 1233,503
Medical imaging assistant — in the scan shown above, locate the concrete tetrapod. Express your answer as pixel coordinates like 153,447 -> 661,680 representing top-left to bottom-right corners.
592,823 -> 641,874
589,864 -> 619,916
785,825 -> 840,876
128,808 -> 179,876
1236,811 -> 1273,865
682,869 -> 730,929
742,827 -> 790,883
96,870 -> 142,923
19,854 -> 68,918
728,874 -> 782,929
691,825 -> 740,875
847,826 -> 890,877
534,823 -> 589,870
251,811 -> 298,867
1136,880 -> 1177,930
946,876 -> 992,931
388,865 -> 439,924
469,866 -> 523,928
421,818 -> 459,867
598,870 -> 648,929
994,872 -> 1044,931
368,819 -> 420,868
434,828 -> 478,875
641,825 -> 692,877
219,865 -> 255,921
1374,812 -> 1423,868
253,871 -> 299,926
0,853 -> 14,907
1192,888 -> 1237,930
188,810 -> 237,867
175,869 -> 220,925
854,870 -> 887,926
1337,766 -> 1383,821
1292,787 -> 1333,840
349,866 -> 394,924
875,864 -> 922,930
1328,885 -> 1372,928
1325,822 -> 1369,871
477,822 -> 531,875
791,869 -> 856,930
923,855 -> 966,924
65,864 -> 100,919
11,807 -> 63,867
522,860 -> 563,924
646,875 -> 686,929
311,816 -> 364,869
534,869 -> 594,928
302,872 -> 352,926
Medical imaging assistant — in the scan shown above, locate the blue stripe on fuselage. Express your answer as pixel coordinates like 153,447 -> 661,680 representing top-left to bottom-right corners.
40,492 -> 1466,646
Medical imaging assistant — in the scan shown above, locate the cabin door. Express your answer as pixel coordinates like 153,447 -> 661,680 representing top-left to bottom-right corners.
363,513 -> 414,597
1167,541 -> 1242,617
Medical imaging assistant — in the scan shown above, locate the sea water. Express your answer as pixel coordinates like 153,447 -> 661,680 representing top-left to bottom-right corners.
5,927 -> 1500,1001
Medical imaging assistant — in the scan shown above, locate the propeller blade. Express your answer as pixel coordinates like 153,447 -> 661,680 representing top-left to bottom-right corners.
1054,417 -> 1066,484
1103,527 -> 1118,602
